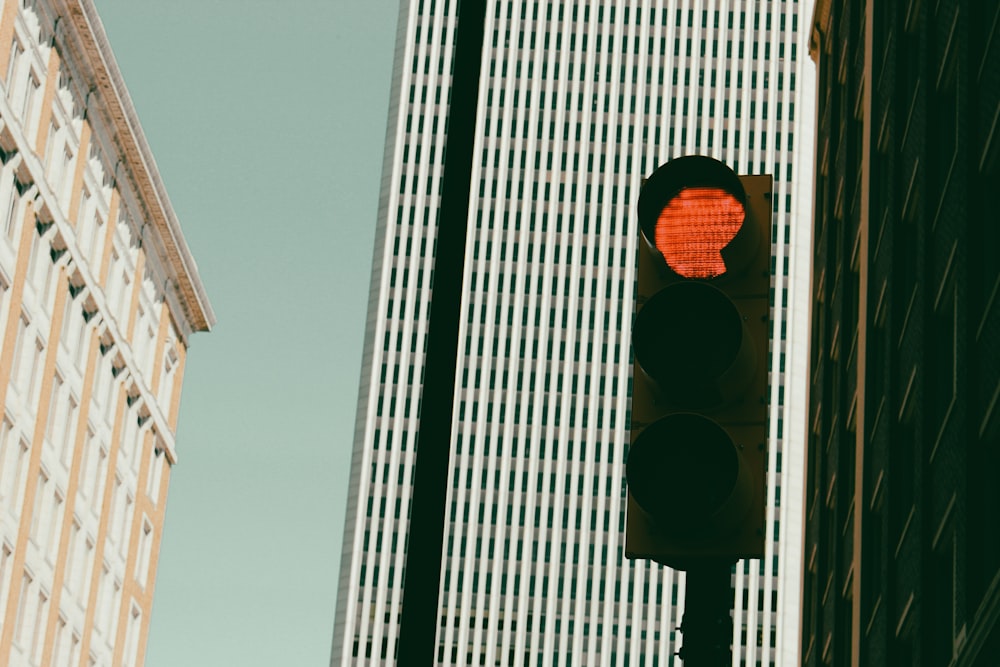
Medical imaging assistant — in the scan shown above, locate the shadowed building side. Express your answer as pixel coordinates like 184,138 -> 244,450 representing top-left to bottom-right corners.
803,0 -> 999,664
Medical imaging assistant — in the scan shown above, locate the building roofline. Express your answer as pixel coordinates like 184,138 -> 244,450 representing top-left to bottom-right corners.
56,0 -> 215,334
809,0 -> 832,61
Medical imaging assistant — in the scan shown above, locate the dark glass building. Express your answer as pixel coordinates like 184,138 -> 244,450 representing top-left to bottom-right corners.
803,0 -> 999,664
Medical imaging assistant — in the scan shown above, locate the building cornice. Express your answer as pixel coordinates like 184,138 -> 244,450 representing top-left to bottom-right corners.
52,0 -> 215,335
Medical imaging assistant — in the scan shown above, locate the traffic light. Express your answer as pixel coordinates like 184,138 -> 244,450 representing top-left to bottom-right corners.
626,155 -> 771,570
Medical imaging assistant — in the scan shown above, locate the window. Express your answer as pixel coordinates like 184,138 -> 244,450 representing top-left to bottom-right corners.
5,39 -> 22,89
135,517 -> 154,586
146,445 -> 165,503
14,570 -> 32,646
86,440 -> 108,512
3,171 -> 21,237
0,542 -> 11,620
30,588 -> 49,663
44,489 -> 64,556
51,616 -> 68,666
2,438 -> 29,518
28,471 -> 48,545
20,71 -> 40,134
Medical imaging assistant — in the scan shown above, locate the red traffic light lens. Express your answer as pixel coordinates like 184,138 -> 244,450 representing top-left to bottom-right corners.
655,187 -> 746,279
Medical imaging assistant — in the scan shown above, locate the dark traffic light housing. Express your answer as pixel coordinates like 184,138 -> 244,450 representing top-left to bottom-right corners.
627,155 -> 772,570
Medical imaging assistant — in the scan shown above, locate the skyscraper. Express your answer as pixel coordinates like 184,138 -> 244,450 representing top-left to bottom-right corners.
0,1 -> 213,665
802,0 -> 999,665
333,1 -> 815,665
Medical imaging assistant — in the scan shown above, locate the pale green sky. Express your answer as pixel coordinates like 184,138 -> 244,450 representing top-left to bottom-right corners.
92,2 -> 400,664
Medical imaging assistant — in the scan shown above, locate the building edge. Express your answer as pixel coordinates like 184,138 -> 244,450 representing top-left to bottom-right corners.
330,1 -> 409,664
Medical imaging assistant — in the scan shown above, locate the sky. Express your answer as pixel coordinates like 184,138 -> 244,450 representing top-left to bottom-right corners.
92,1 -> 400,664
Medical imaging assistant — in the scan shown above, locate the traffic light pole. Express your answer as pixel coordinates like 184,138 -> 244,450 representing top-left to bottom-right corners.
396,1 -> 487,665
678,562 -> 735,666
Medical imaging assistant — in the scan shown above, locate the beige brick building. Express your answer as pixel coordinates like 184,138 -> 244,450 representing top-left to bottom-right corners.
0,1 -> 213,665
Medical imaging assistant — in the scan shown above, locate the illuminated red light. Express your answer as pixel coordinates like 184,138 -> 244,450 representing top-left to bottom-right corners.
654,187 -> 746,279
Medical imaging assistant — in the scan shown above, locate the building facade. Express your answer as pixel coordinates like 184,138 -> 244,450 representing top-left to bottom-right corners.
802,0 -> 999,665
0,1 -> 213,665
334,1 -> 815,665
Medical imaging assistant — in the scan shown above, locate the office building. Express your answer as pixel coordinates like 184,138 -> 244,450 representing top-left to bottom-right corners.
801,0 -> 999,665
0,0 -> 213,665
334,1 -> 815,664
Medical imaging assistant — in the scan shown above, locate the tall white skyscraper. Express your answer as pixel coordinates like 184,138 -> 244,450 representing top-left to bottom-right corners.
333,1 -> 815,665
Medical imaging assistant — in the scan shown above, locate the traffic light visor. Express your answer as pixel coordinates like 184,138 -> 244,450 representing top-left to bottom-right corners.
626,413 -> 751,536
638,156 -> 751,280
632,281 -> 752,408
